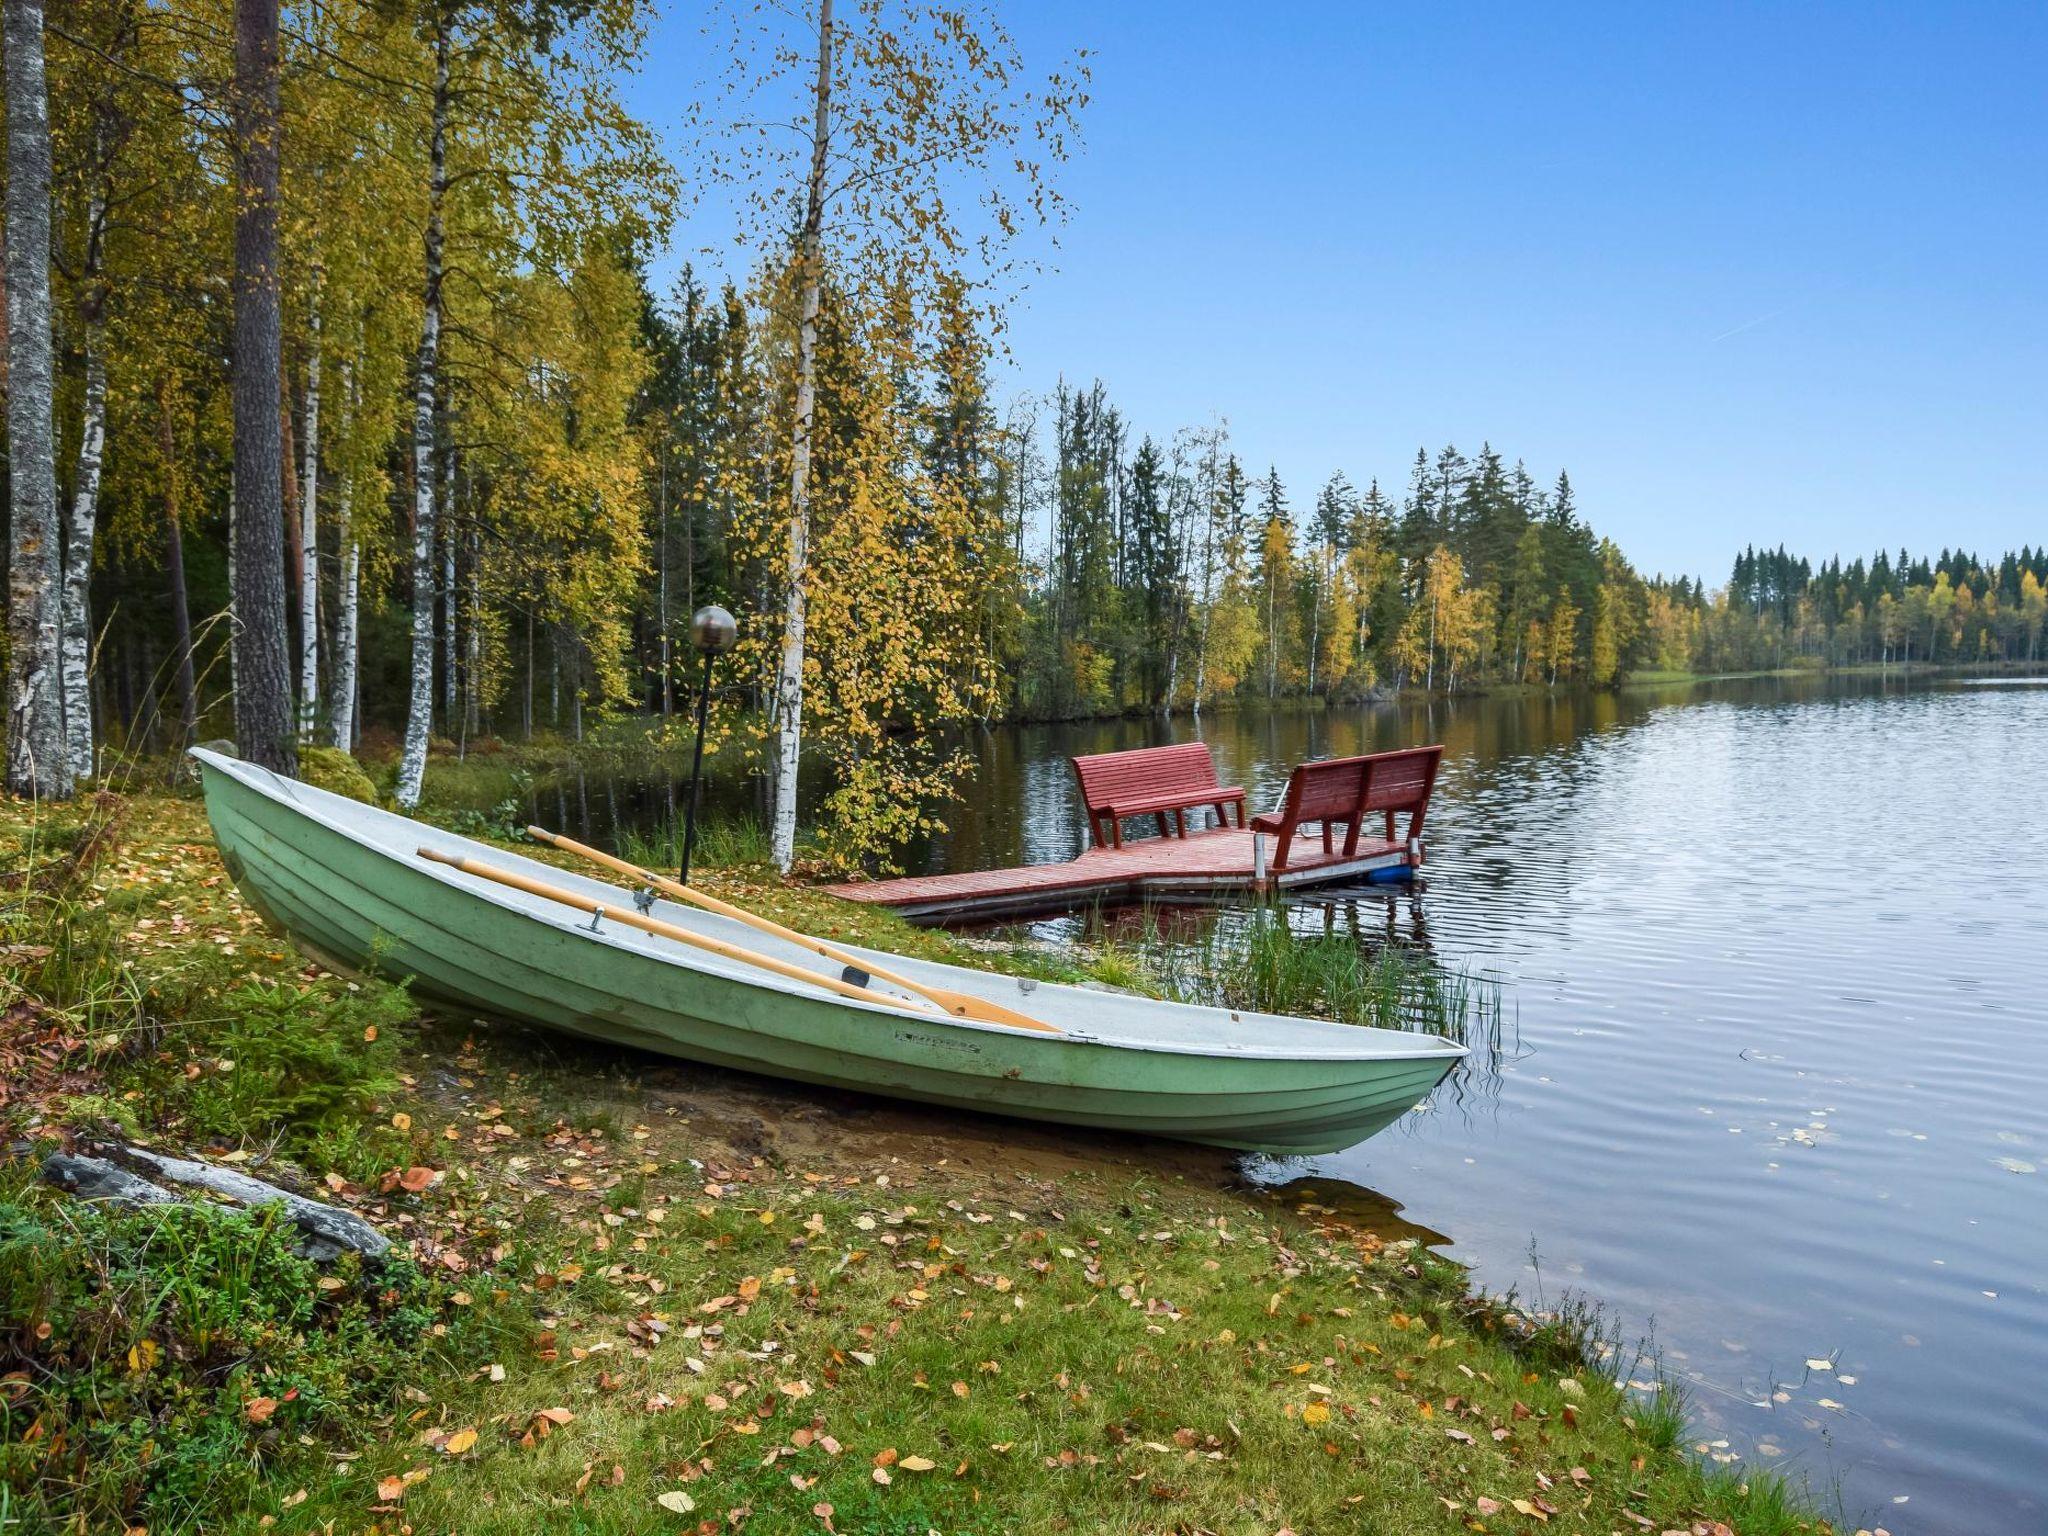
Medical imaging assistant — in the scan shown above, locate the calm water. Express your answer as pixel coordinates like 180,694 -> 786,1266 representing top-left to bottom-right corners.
500,677 -> 2048,1532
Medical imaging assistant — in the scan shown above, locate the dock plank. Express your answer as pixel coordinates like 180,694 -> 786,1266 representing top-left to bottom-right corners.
825,828 -> 1411,922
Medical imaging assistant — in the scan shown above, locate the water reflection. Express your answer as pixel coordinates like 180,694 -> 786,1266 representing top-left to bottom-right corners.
1253,1173 -> 1453,1250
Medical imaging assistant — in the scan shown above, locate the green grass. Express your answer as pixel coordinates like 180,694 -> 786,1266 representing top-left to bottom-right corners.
0,784 -> 1833,1535
615,814 -> 775,875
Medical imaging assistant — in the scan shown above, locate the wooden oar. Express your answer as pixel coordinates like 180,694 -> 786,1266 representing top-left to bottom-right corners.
416,846 -> 953,1021
524,825 -> 1062,1036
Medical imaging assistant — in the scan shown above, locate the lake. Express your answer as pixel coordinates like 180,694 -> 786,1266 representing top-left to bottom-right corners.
485,675 -> 2048,1533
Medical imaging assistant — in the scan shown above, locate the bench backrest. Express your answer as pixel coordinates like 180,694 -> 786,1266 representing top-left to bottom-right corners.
1262,745 -> 1443,868
1278,755 -> 1374,822
1070,742 -> 1221,812
1359,745 -> 1442,815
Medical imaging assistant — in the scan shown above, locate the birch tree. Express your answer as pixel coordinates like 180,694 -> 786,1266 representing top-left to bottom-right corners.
393,13 -> 449,807
694,0 -> 1087,870
4,0 -> 70,799
297,269 -> 321,737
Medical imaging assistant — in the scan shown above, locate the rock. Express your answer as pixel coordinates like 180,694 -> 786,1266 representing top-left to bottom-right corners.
42,1147 -> 392,1262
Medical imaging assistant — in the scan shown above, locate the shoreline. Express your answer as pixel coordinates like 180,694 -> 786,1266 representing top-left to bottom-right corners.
2,783 -> 1832,1534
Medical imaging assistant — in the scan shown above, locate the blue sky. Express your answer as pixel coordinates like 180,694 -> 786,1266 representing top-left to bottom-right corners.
628,2 -> 2046,582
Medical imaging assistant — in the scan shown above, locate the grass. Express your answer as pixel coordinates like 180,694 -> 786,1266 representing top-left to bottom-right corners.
615,815 -> 776,876
0,779 -> 1833,1535
1118,904 -> 1504,1042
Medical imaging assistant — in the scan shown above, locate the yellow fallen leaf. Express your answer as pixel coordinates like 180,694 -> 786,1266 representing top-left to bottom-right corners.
1302,1402 -> 1330,1426
899,1455 -> 936,1472
442,1427 -> 478,1455
656,1490 -> 696,1514
392,1112 -> 412,1132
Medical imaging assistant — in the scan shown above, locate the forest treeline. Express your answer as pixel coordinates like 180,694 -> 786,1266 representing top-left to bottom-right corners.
2,3 -> 2040,864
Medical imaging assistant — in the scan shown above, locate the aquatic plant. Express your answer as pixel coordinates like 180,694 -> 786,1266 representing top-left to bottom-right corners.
1109,902 -> 1506,1044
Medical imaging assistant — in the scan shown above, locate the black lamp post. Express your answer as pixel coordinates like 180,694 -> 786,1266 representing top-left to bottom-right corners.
679,604 -> 737,887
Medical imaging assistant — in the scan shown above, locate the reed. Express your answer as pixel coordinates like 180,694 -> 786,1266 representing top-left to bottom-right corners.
614,815 -> 774,874
1110,902 -> 1506,1046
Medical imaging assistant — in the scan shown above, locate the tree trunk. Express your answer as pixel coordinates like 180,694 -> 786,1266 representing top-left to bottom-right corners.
61,323 -> 104,780
158,378 -> 198,749
297,270 -> 321,738
657,446 -> 671,720
395,15 -> 448,809
769,0 -> 833,873
463,527 -> 479,739
440,437 -> 456,724
3,0 -> 70,799
327,356 -> 357,749
229,0 -> 294,773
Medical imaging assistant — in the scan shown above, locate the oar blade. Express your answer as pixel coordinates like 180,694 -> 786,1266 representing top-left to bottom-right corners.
928,986 -> 1063,1034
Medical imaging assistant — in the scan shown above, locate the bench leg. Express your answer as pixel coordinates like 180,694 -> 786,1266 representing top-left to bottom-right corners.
1253,832 -> 1267,887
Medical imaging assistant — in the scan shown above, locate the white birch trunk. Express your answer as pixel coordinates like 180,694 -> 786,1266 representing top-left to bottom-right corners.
327,356 -> 357,749
395,24 -> 448,809
769,0 -> 833,872
330,515 -> 358,749
60,326 -> 104,779
297,276 -> 321,738
3,0 -> 71,798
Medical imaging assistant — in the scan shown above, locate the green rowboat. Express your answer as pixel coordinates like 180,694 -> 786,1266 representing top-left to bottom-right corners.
194,747 -> 1462,1154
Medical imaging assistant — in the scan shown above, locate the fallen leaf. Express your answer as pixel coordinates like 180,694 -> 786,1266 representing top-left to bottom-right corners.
656,1490 -> 696,1514
442,1427 -> 478,1455
245,1396 -> 279,1425
899,1455 -> 936,1472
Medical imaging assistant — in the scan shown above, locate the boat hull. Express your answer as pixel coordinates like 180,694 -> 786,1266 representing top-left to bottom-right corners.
194,751 -> 1461,1155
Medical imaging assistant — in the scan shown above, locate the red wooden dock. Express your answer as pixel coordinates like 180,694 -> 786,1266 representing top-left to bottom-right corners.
825,826 -> 1411,924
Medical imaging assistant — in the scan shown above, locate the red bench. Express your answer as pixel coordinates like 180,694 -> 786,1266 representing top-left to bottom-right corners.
1250,745 -> 1443,873
1071,742 -> 1247,849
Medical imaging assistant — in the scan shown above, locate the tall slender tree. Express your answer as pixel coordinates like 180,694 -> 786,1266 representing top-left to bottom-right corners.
4,0 -> 71,798
229,0 -> 295,772
395,11 -> 450,807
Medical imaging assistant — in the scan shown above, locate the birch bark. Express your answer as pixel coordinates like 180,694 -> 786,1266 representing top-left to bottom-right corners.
4,0 -> 71,798
60,325 -> 104,779
297,273 -> 321,737
395,16 -> 449,808
768,0 -> 832,872
327,356 -> 357,748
